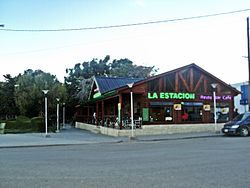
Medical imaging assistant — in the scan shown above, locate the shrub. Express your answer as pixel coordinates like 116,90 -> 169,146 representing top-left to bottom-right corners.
4,116 -> 52,133
31,117 -> 44,132
16,116 -> 30,122
16,116 -> 31,130
5,121 -> 18,130
5,116 -> 31,133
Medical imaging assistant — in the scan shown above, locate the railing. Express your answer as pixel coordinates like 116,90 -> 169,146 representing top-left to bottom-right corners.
102,115 -> 142,129
103,115 -> 119,128
122,118 -> 142,129
75,115 -> 142,129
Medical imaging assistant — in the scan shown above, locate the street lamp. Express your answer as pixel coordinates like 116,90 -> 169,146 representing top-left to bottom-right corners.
127,83 -> 134,138
56,98 -> 60,133
63,103 -> 65,129
42,90 -> 49,137
211,83 -> 218,133
247,17 -> 250,111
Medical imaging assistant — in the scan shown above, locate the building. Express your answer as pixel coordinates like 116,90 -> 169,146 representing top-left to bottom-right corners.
75,63 -> 240,128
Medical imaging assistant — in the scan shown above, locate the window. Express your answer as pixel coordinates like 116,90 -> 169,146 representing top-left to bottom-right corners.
182,102 -> 203,122
210,103 -> 229,122
149,104 -> 173,122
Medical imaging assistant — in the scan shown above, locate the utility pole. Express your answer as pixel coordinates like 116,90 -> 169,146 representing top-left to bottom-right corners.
247,17 -> 250,111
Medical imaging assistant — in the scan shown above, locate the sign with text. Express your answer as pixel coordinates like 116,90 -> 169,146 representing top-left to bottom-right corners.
199,95 -> 232,101
240,84 -> 248,104
148,92 -> 195,100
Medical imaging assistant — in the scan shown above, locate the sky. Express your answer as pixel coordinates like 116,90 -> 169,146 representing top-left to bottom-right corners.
1,0 -> 250,84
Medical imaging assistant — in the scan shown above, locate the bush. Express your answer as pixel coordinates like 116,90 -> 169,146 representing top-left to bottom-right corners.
16,116 -> 31,130
16,116 -> 30,122
5,116 -> 32,133
5,121 -> 18,130
31,117 -> 44,132
4,116 -> 52,133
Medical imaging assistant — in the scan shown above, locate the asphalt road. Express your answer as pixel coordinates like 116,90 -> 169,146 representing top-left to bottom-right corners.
0,136 -> 250,188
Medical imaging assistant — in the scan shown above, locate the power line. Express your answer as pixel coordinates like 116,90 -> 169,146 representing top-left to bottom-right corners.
1,8 -> 250,32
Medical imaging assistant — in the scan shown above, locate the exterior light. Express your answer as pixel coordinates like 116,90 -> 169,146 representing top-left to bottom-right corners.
63,103 -> 65,129
127,83 -> 135,138
211,83 -> 218,133
56,98 -> 60,133
42,90 -> 49,137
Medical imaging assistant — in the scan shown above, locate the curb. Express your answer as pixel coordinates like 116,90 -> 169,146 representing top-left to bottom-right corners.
0,140 -> 124,149
136,133 -> 223,142
0,133 -> 223,149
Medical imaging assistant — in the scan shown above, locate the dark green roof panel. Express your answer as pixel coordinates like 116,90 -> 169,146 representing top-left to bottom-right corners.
95,77 -> 143,94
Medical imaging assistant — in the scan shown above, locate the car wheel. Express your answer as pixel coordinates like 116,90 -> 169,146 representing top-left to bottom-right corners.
239,127 -> 249,137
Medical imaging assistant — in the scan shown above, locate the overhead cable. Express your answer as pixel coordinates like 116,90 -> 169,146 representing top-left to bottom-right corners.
1,8 -> 250,32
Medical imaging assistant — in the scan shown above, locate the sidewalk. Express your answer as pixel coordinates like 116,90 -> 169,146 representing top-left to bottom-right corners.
0,125 -> 222,148
0,125 -> 124,148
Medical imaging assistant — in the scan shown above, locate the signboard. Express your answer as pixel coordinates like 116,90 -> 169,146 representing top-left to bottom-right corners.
182,102 -> 203,106
240,99 -> 248,105
148,92 -> 195,100
142,108 -> 149,121
174,104 -> 182,110
203,105 -> 211,111
199,95 -> 232,100
240,84 -> 248,105
93,92 -> 101,99
149,102 -> 174,106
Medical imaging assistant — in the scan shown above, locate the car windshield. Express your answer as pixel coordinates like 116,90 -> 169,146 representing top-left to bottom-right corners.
233,113 -> 250,122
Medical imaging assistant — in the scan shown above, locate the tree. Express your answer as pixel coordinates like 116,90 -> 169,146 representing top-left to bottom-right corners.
64,55 -> 157,105
0,74 -> 19,119
109,58 -> 157,78
76,77 -> 93,103
15,70 -> 66,118
64,56 -> 110,107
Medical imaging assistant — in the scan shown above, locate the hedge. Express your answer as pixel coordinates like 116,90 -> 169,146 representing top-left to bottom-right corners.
31,117 -> 44,132
4,116 -> 44,133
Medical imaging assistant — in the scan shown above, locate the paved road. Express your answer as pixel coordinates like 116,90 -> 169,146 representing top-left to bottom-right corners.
1,136 -> 250,188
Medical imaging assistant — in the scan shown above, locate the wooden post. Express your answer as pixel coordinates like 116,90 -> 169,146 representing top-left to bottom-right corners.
102,100 -> 104,126
86,106 -> 89,123
175,72 -> 179,92
96,102 -> 99,125
119,94 -> 123,129
190,68 -> 194,91
159,77 -> 163,91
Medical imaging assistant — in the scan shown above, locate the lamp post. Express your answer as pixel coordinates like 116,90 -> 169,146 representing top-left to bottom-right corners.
56,98 -> 60,133
247,17 -> 250,111
127,83 -> 134,138
42,90 -> 49,137
14,84 -> 20,118
63,103 -> 65,129
211,83 -> 218,133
